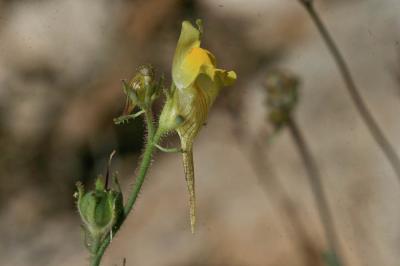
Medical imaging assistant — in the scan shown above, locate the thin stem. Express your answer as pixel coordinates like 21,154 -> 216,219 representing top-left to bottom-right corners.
123,112 -> 160,216
91,109 -> 161,266
299,0 -> 400,183
144,109 -> 155,141
229,115 -> 332,265
113,110 -> 145,125
288,118 -> 343,265
155,144 -> 182,153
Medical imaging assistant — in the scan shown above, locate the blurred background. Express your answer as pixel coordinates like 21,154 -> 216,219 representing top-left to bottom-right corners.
1,0 -> 400,265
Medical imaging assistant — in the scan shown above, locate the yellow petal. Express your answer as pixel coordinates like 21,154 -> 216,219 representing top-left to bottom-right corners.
172,21 -> 201,89
175,47 -> 216,89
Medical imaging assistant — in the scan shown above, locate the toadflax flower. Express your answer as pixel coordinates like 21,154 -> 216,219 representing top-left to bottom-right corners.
158,19 -> 236,233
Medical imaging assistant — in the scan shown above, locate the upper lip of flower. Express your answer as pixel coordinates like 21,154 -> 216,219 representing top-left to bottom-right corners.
172,20 -> 204,90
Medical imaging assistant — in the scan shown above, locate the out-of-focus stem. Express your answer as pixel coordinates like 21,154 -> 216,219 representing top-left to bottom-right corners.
299,0 -> 400,183
288,117 -> 343,265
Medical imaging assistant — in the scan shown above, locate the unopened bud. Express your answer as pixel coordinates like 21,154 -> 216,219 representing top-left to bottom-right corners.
264,69 -> 299,129
75,174 -> 124,254
77,179 -> 115,235
121,64 -> 157,113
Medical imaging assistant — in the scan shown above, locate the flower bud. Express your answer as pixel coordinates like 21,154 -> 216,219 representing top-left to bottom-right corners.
264,69 -> 299,130
122,64 -> 156,113
76,180 -> 112,232
75,175 -> 124,253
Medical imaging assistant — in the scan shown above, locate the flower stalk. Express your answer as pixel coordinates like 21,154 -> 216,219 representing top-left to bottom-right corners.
298,0 -> 400,185
287,117 -> 343,266
264,70 -> 343,266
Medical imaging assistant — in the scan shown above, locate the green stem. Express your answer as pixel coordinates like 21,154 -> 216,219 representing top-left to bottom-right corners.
91,236 -> 101,258
123,112 -> 160,216
91,109 -> 162,266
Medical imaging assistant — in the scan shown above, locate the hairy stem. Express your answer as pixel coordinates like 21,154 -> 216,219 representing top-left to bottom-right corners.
91,110 -> 161,266
124,110 -> 157,215
299,0 -> 400,183
288,118 -> 343,265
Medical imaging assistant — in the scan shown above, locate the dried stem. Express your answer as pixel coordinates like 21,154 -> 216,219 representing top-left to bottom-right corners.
288,117 -> 343,265
229,116 -> 336,265
299,0 -> 400,183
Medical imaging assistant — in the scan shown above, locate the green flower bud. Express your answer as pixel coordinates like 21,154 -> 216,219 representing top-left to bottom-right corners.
77,179 -> 113,232
75,174 -> 124,254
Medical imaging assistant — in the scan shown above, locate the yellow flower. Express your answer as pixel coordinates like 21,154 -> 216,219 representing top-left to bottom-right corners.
172,20 -> 236,91
158,19 -> 236,233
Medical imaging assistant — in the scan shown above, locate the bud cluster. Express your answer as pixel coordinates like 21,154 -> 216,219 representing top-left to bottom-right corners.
114,64 -> 162,124
264,69 -> 299,130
